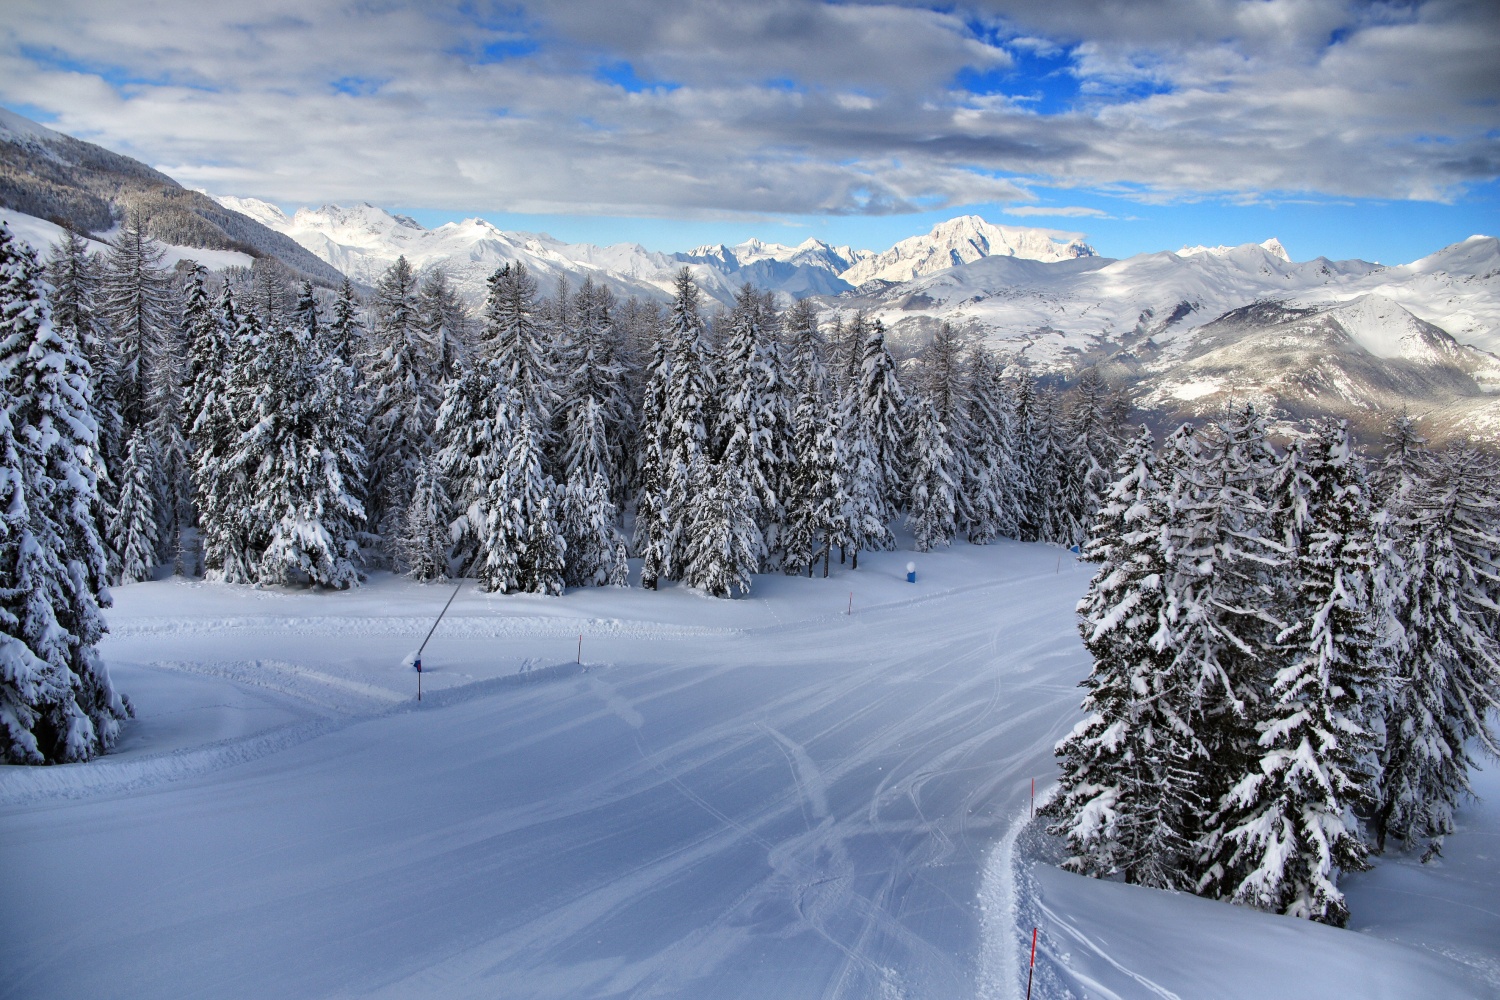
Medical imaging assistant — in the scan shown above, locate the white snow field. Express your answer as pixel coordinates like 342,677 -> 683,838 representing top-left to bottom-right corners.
2,542 -> 1495,999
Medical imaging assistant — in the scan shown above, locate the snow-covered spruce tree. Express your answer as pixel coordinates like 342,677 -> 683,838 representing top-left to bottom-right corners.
905,395 -> 958,552
836,387 -> 892,569
418,268 -> 471,383
1011,370 -> 1043,541
561,277 -> 633,502
240,285 -> 364,589
0,224 -> 129,763
781,298 -> 824,395
855,316 -> 906,518
434,363 -> 511,577
364,255 -> 436,551
916,323 -> 970,445
192,285 -> 258,583
561,470 -> 628,588
1031,387 -> 1071,544
110,428 -> 159,584
1173,404 -> 1282,897
400,455 -> 452,582
478,409 -> 565,595
715,284 -> 782,569
46,231 -> 122,569
661,268 -> 717,577
1048,426 -> 1199,889
683,458 -> 763,598
633,332 -> 674,590
1376,443 -> 1500,858
1056,367 -> 1123,548
784,360 -> 832,577
481,262 -> 556,435
1205,421 -> 1379,924
98,217 -> 176,438
959,347 -> 1022,543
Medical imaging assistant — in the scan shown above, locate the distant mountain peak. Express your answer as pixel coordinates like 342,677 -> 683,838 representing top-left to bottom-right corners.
1178,238 -> 1291,262
839,214 -> 1096,286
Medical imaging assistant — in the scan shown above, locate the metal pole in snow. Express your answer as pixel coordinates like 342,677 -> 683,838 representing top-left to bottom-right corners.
414,582 -> 463,702
1031,777 -> 1035,818
847,592 -> 853,615
577,634 -> 582,664
1026,926 -> 1038,1000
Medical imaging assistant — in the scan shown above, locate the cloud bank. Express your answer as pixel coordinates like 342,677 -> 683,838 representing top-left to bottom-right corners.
3,0 -> 1496,219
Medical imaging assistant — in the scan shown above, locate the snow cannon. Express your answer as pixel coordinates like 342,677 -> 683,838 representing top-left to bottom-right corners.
906,561 -> 916,583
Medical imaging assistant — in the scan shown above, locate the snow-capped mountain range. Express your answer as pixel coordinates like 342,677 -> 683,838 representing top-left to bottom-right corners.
215,198 -> 1096,308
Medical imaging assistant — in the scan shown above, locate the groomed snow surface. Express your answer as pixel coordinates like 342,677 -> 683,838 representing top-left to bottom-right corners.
2,542 -> 1494,999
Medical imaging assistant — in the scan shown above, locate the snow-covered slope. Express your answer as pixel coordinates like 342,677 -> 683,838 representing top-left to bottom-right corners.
0,206 -> 256,271
840,214 -> 1096,286
2,542 -> 1493,998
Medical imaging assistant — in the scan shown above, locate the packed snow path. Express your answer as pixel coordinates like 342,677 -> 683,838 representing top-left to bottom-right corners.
3,542 -> 1496,998
1,543 -> 1087,1000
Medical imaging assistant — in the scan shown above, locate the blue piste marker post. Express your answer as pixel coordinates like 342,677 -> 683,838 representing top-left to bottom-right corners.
906,561 -> 916,583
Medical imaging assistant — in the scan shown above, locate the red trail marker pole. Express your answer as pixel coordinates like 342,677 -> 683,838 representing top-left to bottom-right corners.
1026,926 -> 1038,1000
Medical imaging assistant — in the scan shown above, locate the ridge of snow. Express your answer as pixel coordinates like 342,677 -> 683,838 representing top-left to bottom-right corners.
1327,293 -> 1458,363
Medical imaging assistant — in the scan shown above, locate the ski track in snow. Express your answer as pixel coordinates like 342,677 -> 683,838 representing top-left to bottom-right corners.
2,546 -> 1494,999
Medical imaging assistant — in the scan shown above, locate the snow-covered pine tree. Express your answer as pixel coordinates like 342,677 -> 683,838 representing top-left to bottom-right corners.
561,470 -> 628,588
478,409 -> 565,595
98,217 -> 176,439
1056,368 -> 1123,548
400,455 -> 452,582
782,299 -> 824,395
1011,370 -> 1043,541
683,458 -> 763,598
1376,443 -> 1500,858
0,223 -> 129,763
1031,387 -> 1072,544
783,361 -> 831,577
1174,404 -> 1282,897
561,277 -> 633,502
110,427 -> 159,584
714,284 -> 781,569
434,363 -> 511,577
192,284 -> 258,584
364,255 -> 436,552
1206,421 -> 1378,924
242,285 -> 363,589
146,277 -> 189,572
633,332 -> 673,590
905,395 -> 958,552
46,231 -> 122,570
481,262 -> 556,436
1048,426 -> 1199,889
418,268 -> 471,383
855,316 -> 906,518
662,268 -> 717,577
958,348 -> 1021,543
836,387 -> 893,568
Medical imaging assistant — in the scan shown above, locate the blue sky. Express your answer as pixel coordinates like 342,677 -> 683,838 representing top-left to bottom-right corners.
3,1 -> 1497,262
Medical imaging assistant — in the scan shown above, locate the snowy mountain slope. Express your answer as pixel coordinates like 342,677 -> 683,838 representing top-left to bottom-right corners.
0,109 -> 346,285
2,542 -> 1494,999
1179,236 -> 1291,261
839,214 -> 1096,287
1127,298 -> 1500,440
0,206 -> 257,271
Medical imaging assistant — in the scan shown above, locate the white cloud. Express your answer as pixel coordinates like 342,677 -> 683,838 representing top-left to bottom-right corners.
0,0 -> 1494,219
